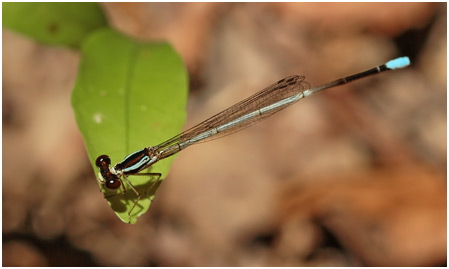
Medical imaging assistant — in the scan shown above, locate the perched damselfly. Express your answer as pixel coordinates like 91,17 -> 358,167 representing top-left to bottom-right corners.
96,57 -> 410,222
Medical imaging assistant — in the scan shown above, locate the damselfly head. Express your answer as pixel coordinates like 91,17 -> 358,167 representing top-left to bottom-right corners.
96,155 -> 122,190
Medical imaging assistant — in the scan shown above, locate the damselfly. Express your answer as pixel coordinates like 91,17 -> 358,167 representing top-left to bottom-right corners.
96,57 -> 410,222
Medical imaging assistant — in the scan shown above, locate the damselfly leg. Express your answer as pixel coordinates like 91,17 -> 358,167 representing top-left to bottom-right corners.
123,172 -> 161,222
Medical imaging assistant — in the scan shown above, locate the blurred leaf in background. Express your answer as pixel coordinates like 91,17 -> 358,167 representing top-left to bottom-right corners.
3,2 -> 107,48
72,28 -> 188,223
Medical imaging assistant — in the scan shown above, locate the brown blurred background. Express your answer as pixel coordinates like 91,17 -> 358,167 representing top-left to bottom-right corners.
2,2 -> 446,266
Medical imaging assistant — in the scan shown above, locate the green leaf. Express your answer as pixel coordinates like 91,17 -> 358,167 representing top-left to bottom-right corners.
71,28 -> 188,223
3,2 -> 107,48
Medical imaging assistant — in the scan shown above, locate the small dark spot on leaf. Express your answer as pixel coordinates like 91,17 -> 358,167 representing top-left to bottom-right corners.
48,22 -> 59,35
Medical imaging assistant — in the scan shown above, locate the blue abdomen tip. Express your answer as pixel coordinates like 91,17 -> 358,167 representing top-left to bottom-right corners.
386,57 -> 410,70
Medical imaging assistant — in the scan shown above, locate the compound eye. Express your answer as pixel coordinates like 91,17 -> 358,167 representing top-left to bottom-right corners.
105,179 -> 121,189
96,155 -> 111,168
